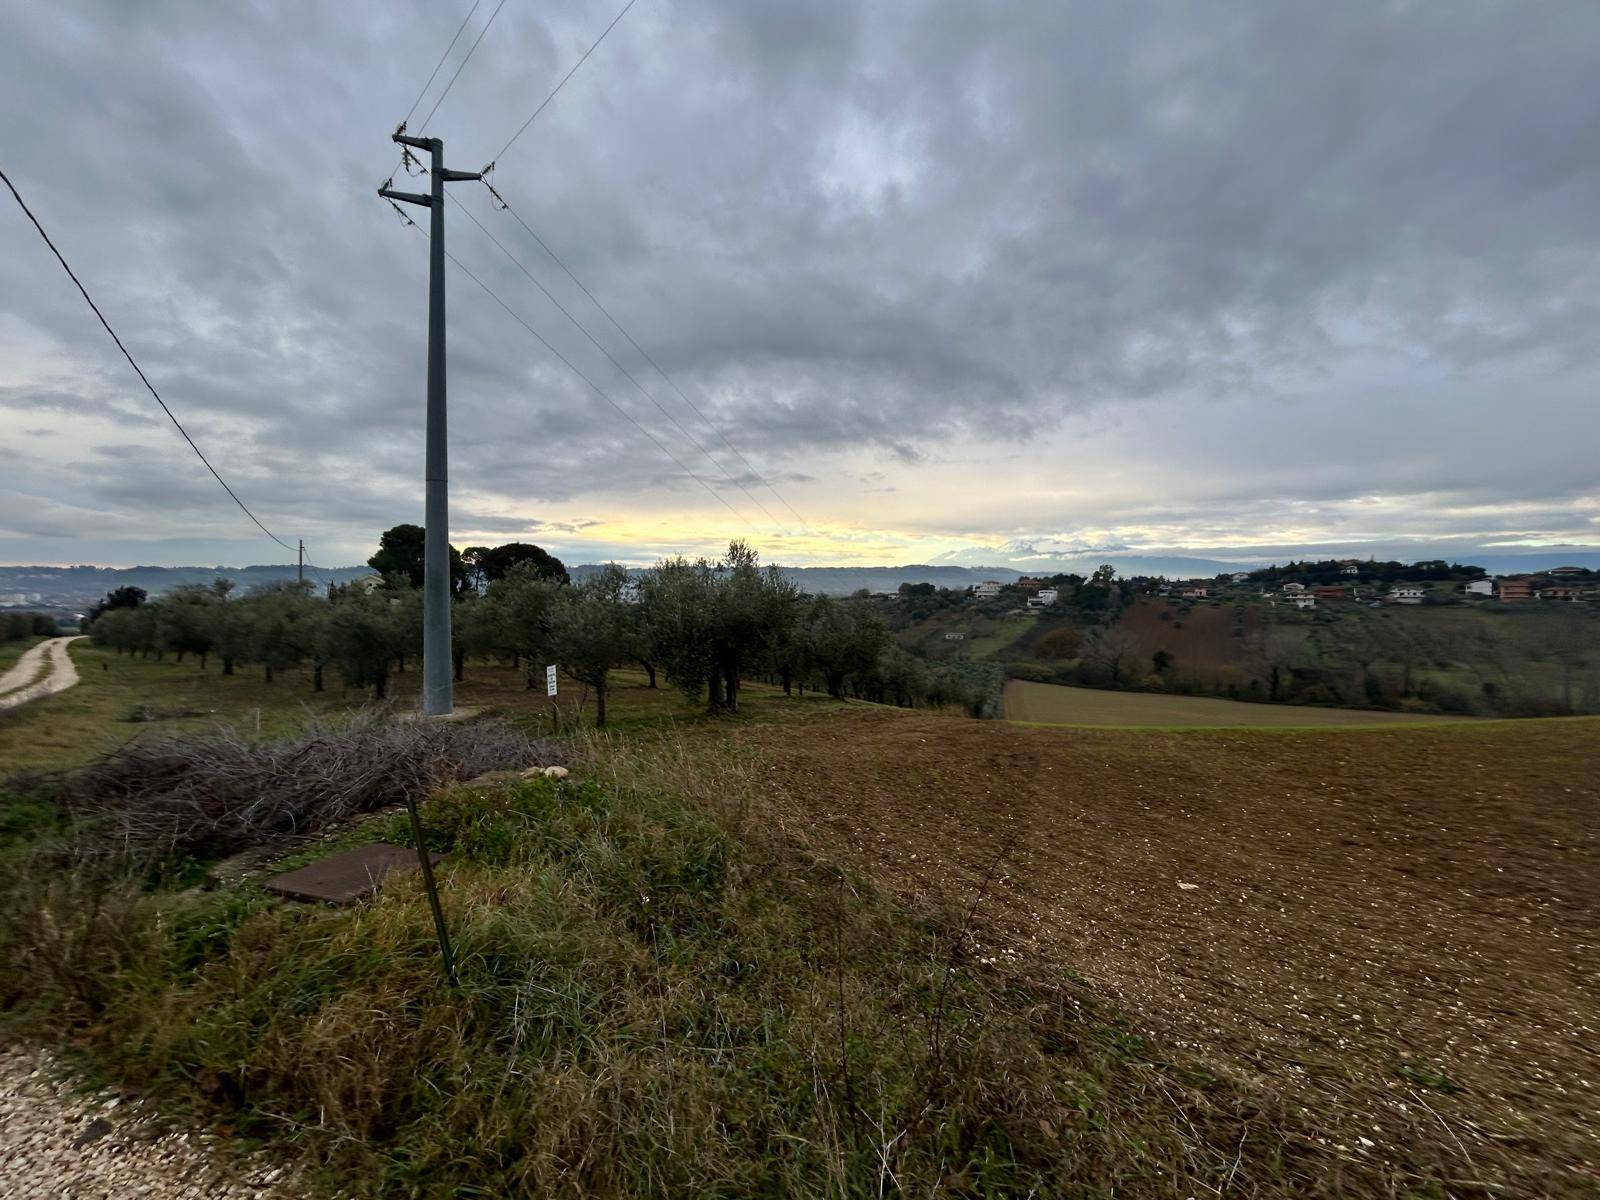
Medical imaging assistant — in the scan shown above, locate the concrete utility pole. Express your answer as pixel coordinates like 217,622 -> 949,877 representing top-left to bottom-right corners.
297,539 -> 304,585
379,130 -> 482,716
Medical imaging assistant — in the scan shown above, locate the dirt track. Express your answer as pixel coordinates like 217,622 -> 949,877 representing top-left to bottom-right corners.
744,707 -> 1600,1192
0,637 -> 83,712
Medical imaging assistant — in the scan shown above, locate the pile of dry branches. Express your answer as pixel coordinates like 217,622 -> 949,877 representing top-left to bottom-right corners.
14,713 -> 559,862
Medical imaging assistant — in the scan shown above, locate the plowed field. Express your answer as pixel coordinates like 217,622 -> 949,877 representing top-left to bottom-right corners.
742,707 -> 1600,1193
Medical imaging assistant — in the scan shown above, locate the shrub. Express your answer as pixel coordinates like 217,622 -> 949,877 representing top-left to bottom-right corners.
8,714 -> 561,865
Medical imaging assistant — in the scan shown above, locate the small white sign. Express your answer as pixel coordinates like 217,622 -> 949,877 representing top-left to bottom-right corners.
545,664 -> 557,697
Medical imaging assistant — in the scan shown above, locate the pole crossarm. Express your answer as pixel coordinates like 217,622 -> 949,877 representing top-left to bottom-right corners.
379,187 -> 432,208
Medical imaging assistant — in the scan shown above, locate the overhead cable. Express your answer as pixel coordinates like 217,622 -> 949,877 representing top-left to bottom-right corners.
1,164 -> 295,552
394,216 -> 759,532
448,191 -> 789,532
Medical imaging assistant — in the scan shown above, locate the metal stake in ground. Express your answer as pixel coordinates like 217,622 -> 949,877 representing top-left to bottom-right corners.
379,131 -> 482,717
402,785 -> 457,985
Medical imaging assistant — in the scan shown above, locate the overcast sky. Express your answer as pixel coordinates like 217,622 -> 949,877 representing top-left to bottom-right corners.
2,0 -> 1597,569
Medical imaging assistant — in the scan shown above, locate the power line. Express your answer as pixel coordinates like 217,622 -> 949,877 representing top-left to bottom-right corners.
400,0 -> 486,130
448,190 -> 790,532
415,0 -> 512,136
1,163 -> 295,552
488,0 -> 640,166
384,0 -> 510,183
391,214 -> 759,532
486,189 -> 810,530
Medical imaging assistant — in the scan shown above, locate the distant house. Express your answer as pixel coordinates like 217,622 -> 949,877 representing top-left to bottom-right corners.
1548,565 -> 1586,578
1230,571 -> 1250,584
972,580 -> 1002,600
1025,588 -> 1059,610
349,574 -> 384,594
1539,587 -> 1582,601
944,631 -> 966,640
1497,578 -> 1533,601
1388,584 -> 1426,604
1314,585 -> 1346,600
1340,560 -> 1361,576
1014,577 -> 1043,592
1282,581 -> 1306,594
1289,594 -> 1316,610
1463,579 -> 1493,597
1181,586 -> 1208,598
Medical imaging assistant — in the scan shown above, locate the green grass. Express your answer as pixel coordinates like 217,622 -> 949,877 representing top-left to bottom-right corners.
960,615 -> 1036,659
0,645 -> 845,773
0,735 -> 1334,1199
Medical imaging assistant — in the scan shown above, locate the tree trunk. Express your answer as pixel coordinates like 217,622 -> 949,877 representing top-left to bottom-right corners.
454,647 -> 465,682
175,650 -> 185,663
595,679 -> 607,727
222,657 -> 233,676
708,669 -> 725,712
826,672 -> 844,699
199,651 -> 207,670
638,659 -> 657,688
374,675 -> 387,700
781,665 -> 792,696
396,654 -> 405,673
264,663 -> 274,683
724,664 -> 739,712
313,662 -> 324,692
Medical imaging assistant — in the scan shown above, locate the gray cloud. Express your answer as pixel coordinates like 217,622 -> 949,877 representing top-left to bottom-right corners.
1,0 -> 1596,566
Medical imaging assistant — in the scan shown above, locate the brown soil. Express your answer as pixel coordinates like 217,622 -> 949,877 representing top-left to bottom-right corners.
741,707 -> 1600,1195
1117,595 -> 1262,676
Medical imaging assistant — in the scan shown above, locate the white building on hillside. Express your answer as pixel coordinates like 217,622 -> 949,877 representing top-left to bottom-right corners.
1025,588 -> 1059,609
1389,584 -> 1426,604
1463,578 -> 1493,597
973,580 -> 1002,600
1289,594 -> 1316,610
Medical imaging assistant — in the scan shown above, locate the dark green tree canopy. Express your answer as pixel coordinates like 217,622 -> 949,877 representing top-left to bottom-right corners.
369,523 -> 469,594
86,585 -> 147,622
463,542 -> 568,590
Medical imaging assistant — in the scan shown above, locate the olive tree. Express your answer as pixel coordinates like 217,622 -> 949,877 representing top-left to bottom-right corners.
549,563 -> 630,727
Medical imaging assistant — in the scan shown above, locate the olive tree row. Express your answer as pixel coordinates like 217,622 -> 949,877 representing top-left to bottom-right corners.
87,541 -> 996,724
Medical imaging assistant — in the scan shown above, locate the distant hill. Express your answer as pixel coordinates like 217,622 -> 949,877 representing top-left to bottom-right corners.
10,548 -> 1600,612
0,564 -> 372,613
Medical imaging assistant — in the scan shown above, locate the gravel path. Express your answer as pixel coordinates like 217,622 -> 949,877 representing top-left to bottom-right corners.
0,636 -> 84,712
0,1046 -> 304,1199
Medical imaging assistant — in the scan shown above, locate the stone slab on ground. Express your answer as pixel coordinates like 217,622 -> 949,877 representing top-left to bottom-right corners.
263,842 -> 441,905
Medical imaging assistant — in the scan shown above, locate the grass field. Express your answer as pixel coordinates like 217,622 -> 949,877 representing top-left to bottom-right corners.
0,643 -> 838,772
0,634 -> 48,677
1003,677 -> 1469,726
2,642 -> 1596,1195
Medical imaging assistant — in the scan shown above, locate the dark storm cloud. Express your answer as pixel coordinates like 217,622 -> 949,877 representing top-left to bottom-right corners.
1,0 -> 1596,563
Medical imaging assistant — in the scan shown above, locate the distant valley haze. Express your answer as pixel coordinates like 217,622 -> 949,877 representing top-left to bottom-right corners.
2,3 -> 1595,574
